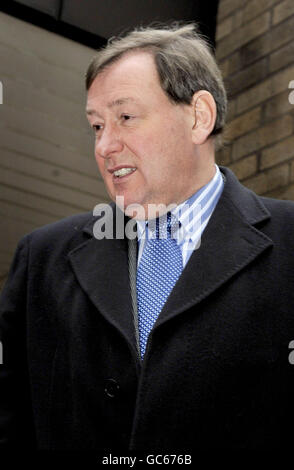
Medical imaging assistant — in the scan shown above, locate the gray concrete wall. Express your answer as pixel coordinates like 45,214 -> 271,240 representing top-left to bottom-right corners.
0,12 -> 109,287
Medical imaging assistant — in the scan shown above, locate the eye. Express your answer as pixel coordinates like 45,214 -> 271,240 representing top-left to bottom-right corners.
92,124 -> 103,133
121,114 -> 133,122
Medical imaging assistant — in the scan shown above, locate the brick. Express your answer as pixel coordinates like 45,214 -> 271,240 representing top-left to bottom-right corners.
273,0 -> 294,25
219,59 -> 230,79
243,163 -> 289,194
261,134 -> 294,169
264,90 -> 294,120
228,154 -> 257,180
226,98 -> 237,122
0,264 -> 9,279
243,172 -> 267,193
216,145 -> 232,166
237,14 -> 294,69
265,163 -> 290,189
217,5 -> 294,80
290,161 -> 294,182
233,10 -> 244,30
218,0 -> 244,21
242,0 -> 278,24
226,107 -> 261,140
216,16 -> 233,41
232,115 -> 293,160
238,35 -> 270,66
269,41 -> 294,73
236,64 -> 294,114
268,183 -> 294,200
0,250 -> 15,264
225,58 -> 268,97
224,53 -> 242,77
216,12 -> 271,60
0,276 -> 8,291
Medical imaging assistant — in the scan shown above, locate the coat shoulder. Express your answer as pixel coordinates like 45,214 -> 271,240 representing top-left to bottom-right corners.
19,211 -> 100,256
260,195 -> 294,213
256,195 -> 294,245
27,211 -> 93,239
259,195 -> 294,225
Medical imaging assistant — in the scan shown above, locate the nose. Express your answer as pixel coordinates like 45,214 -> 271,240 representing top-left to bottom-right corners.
95,124 -> 124,159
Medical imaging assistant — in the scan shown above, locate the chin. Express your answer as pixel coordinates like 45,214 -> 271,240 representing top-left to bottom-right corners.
124,201 -> 146,219
111,189 -> 145,218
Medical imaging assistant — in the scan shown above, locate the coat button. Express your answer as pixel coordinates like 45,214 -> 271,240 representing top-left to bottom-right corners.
104,378 -> 120,398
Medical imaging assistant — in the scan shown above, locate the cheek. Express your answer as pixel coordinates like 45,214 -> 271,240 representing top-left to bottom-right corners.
136,140 -> 176,184
95,154 -> 105,174
96,158 -> 113,189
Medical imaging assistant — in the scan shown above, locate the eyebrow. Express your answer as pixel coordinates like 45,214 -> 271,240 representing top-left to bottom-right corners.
86,97 -> 137,116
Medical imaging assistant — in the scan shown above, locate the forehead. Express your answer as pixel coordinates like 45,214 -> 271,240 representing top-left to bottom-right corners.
86,51 -> 165,107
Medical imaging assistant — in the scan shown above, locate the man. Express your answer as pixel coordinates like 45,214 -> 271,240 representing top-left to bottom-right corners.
1,23 -> 294,451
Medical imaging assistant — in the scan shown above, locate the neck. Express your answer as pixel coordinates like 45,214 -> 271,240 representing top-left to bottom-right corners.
178,142 -> 216,205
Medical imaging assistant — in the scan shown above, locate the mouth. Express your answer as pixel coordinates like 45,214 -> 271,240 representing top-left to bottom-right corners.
108,166 -> 137,182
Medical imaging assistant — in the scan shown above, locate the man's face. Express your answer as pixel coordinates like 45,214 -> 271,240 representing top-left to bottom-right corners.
86,52 -> 198,219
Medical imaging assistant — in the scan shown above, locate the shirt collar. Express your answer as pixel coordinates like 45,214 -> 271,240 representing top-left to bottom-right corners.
136,164 -> 222,244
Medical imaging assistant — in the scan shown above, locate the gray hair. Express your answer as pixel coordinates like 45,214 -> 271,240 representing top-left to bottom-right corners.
86,23 -> 227,147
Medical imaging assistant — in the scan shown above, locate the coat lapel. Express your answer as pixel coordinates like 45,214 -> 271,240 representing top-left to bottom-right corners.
68,204 -> 139,357
68,167 -> 274,352
155,167 -> 274,328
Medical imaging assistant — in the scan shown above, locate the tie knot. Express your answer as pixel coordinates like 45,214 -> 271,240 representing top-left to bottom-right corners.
147,212 -> 180,239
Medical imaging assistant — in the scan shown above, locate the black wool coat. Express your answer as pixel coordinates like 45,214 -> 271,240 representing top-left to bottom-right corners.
1,166 -> 294,450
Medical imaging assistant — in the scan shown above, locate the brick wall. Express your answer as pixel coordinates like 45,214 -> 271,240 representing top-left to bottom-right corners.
216,0 -> 294,198
0,12 -> 109,287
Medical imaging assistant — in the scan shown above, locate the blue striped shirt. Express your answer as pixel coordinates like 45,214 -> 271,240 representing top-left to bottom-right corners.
136,164 -> 224,268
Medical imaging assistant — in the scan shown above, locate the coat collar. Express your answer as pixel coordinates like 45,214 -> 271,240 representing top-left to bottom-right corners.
68,204 -> 139,360
155,166 -> 273,328
68,166 -> 273,358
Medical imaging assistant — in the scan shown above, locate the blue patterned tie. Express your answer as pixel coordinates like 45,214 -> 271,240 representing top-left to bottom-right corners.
136,212 -> 183,358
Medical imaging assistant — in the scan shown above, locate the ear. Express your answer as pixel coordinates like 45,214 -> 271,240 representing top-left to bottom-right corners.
190,90 -> 217,145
